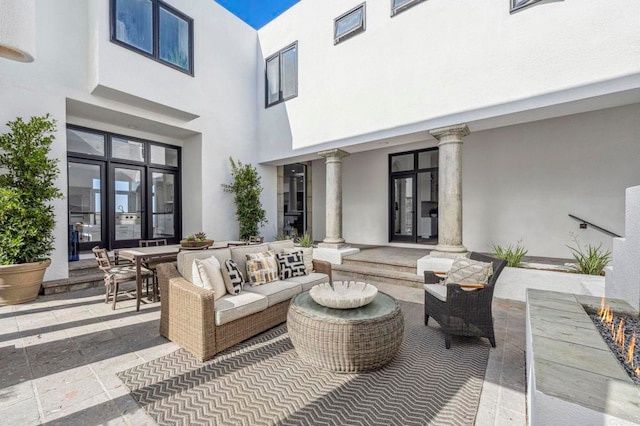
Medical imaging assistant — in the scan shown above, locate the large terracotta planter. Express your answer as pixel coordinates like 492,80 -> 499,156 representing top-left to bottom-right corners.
0,259 -> 50,305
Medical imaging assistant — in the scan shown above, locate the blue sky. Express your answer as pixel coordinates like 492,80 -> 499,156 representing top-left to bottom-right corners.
215,0 -> 300,29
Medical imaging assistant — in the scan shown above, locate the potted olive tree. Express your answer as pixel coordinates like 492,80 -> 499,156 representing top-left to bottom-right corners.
0,115 -> 62,305
222,157 -> 267,241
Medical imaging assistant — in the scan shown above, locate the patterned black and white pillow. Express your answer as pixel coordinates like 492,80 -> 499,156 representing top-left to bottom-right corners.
276,251 -> 307,280
223,259 -> 244,295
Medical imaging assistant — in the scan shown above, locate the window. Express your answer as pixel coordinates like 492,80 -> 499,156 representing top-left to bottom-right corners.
265,42 -> 298,107
334,3 -> 366,45
391,0 -> 426,17
111,0 -> 194,75
510,0 -> 543,13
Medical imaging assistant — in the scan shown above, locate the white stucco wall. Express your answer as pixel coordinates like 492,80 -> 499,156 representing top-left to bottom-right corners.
0,0 -> 265,280
313,104 -> 640,258
257,0 -> 640,159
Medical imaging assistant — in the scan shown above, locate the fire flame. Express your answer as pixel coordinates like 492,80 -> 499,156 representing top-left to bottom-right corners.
598,297 -> 637,377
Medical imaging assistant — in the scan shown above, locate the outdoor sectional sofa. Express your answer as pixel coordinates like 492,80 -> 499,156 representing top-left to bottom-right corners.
156,240 -> 332,361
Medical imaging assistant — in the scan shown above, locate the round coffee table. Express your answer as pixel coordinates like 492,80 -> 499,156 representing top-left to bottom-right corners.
287,290 -> 404,373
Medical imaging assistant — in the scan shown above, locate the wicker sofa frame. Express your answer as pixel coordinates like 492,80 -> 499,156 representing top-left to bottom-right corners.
157,259 -> 332,361
423,252 -> 507,349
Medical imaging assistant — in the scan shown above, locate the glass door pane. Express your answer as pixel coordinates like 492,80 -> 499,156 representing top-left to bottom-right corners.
151,171 -> 176,239
417,171 -> 438,243
112,166 -> 144,246
68,161 -> 104,249
392,175 -> 414,240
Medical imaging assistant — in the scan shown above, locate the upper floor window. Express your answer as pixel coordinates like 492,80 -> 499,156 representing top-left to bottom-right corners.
111,0 -> 194,75
334,3 -> 366,45
510,0 -> 543,13
265,42 -> 298,108
391,0 -> 426,17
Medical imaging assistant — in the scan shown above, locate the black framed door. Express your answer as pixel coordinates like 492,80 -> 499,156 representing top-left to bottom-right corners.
391,173 -> 416,242
110,164 -> 146,249
389,148 -> 439,244
148,169 -> 179,241
68,159 -> 107,251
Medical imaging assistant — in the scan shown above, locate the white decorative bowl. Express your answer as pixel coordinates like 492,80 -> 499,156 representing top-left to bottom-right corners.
309,281 -> 378,309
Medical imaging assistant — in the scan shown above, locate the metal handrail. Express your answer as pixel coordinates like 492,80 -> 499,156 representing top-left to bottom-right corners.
568,214 -> 621,238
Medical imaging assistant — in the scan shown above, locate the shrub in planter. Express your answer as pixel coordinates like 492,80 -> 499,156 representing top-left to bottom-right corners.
0,115 -> 62,304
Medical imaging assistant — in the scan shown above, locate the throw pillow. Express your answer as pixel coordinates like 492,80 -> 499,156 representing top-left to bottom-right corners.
444,258 -> 493,286
193,257 -> 227,301
245,250 -> 279,286
276,251 -> 307,280
283,247 -> 313,274
222,259 -> 243,295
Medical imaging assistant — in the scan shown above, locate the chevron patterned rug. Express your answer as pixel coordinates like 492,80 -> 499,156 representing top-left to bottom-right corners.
117,301 -> 489,425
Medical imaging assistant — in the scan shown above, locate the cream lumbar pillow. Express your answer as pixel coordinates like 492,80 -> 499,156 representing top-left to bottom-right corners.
444,258 -> 493,286
283,247 -> 313,274
193,257 -> 227,301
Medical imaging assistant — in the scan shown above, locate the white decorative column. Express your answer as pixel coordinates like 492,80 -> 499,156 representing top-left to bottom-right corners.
0,0 -> 36,62
429,124 -> 470,257
318,148 -> 350,249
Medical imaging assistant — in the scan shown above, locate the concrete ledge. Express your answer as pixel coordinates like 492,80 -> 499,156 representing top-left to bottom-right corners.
313,247 -> 360,265
526,289 -> 640,425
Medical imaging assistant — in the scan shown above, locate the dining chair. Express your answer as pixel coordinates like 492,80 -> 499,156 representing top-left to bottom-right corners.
92,246 -> 152,310
139,239 -> 168,300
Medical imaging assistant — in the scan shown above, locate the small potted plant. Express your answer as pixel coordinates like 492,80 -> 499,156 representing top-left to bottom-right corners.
180,231 -> 214,249
0,115 -> 63,305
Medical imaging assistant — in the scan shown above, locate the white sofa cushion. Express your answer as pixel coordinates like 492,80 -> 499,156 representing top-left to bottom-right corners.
424,283 -> 447,302
284,272 -> 329,292
230,244 -> 269,276
267,239 -> 295,254
214,292 -> 268,326
193,257 -> 226,300
244,280 -> 301,307
177,248 -> 231,283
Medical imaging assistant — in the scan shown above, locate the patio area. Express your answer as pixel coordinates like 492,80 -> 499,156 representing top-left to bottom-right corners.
0,269 -> 526,425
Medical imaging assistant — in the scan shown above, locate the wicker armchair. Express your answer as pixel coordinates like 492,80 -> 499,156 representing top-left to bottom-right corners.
424,252 -> 507,349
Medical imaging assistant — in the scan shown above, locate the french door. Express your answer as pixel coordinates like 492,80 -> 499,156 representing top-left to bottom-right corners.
67,125 -> 181,252
109,165 -> 179,249
389,148 -> 439,244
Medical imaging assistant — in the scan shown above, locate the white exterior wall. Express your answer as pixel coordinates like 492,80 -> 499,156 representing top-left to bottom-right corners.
314,104 -> 640,258
257,0 -> 640,159
0,0 -> 269,280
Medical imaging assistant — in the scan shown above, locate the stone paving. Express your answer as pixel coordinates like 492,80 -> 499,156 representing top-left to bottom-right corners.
0,279 -> 526,425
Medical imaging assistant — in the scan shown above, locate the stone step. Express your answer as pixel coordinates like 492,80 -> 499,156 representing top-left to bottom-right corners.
342,257 -> 416,274
42,271 -> 105,295
332,263 -> 424,289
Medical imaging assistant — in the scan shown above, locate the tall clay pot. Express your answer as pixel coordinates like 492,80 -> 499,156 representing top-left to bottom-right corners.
0,260 -> 50,305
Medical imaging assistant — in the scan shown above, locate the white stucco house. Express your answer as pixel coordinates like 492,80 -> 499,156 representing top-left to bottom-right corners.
0,0 -> 639,283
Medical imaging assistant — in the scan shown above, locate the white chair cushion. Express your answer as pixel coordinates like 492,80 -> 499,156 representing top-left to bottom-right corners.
106,265 -> 151,280
193,257 -> 227,301
267,239 -> 295,254
177,248 -> 231,283
214,292 -> 268,326
424,283 -> 447,302
284,272 -> 329,292
244,280 -> 301,307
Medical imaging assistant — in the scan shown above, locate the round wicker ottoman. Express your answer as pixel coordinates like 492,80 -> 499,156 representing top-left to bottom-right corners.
287,291 -> 404,373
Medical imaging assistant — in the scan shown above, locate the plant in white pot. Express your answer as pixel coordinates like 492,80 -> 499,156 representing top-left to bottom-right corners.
295,233 -> 315,275
0,115 -> 63,305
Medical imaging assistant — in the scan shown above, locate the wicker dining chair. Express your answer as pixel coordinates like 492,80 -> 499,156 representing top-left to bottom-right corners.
423,252 -> 507,349
92,246 -> 152,310
139,239 -> 168,301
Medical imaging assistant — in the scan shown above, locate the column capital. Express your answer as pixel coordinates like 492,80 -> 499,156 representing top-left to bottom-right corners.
317,148 -> 350,160
429,124 -> 470,143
